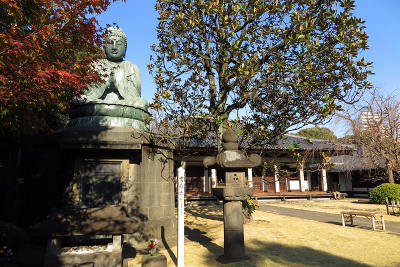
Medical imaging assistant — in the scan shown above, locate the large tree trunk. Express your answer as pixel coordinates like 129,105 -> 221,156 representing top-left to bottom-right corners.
217,118 -> 229,152
387,165 -> 394,183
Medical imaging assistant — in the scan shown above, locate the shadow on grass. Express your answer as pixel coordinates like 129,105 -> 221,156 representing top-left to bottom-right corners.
326,220 -> 375,230
326,220 -> 385,231
161,226 -> 177,265
182,226 -> 373,267
351,200 -> 371,204
185,206 -> 223,222
326,221 -> 343,226
245,241 -> 373,267
184,226 -> 223,255
388,232 -> 400,237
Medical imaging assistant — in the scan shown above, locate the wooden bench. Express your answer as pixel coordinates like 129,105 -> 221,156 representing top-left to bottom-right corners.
341,211 -> 385,231
385,197 -> 400,215
332,191 -> 347,200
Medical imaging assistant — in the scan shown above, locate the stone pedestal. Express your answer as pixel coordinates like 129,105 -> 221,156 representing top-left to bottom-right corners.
214,174 -> 253,263
204,126 -> 261,263
141,254 -> 167,267
44,235 -> 123,267
33,127 -> 176,266
223,201 -> 245,260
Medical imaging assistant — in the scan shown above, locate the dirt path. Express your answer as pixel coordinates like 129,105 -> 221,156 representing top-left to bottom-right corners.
259,204 -> 400,233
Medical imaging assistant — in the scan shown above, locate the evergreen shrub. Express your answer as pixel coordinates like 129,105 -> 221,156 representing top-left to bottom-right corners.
369,183 -> 400,204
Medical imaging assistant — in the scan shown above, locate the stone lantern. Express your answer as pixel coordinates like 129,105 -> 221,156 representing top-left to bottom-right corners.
203,126 -> 262,262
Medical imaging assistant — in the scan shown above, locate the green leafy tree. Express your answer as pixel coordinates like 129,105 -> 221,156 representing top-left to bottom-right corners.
296,126 -> 337,140
337,134 -> 355,144
149,0 -> 372,149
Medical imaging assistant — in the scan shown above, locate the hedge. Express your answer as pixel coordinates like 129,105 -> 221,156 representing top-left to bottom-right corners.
369,183 -> 400,204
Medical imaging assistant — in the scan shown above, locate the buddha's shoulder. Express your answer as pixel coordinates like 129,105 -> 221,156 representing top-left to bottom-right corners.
121,60 -> 139,70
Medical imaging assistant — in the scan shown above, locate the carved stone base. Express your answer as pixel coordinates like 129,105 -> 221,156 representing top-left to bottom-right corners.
68,115 -> 148,130
68,102 -> 149,131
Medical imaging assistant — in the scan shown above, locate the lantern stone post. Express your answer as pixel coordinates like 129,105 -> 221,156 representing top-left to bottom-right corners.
203,127 -> 262,263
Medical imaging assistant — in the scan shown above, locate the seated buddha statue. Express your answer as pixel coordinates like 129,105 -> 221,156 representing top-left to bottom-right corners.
69,27 -> 149,130
81,27 -> 148,109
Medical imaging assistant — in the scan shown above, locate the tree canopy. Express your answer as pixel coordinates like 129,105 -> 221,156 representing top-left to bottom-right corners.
0,0 -> 121,136
149,0 -> 372,149
295,126 -> 337,140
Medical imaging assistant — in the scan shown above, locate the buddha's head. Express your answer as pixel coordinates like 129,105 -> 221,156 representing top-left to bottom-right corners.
104,27 -> 127,62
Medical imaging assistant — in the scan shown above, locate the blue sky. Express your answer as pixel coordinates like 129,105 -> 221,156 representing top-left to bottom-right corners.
96,0 -> 400,137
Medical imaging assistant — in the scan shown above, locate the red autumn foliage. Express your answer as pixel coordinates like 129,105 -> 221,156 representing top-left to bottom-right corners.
0,0 -> 122,136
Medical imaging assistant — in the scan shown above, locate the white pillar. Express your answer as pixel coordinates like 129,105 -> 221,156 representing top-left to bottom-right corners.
177,164 -> 185,267
306,171 -> 311,190
299,164 -> 306,192
204,169 -> 209,193
211,168 -> 217,188
321,167 -> 328,192
247,168 -> 253,188
274,165 -> 280,193
262,176 -> 265,192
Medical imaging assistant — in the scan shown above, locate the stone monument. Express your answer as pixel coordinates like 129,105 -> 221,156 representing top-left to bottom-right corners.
35,27 -> 175,266
69,26 -> 149,130
203,126 -> 261,263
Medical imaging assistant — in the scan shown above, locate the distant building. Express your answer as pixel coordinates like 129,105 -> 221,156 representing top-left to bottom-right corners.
360,110 -> 381,131
175,134 -> 354,198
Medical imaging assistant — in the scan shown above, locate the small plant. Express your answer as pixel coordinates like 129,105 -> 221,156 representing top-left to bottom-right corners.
246,197 -> 258,213
242,197 -> 259,223
148,239 -> 159,256
369,183 -> 400,204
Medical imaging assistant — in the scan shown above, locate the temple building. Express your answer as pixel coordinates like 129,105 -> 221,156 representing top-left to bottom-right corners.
175,134 -> 355,201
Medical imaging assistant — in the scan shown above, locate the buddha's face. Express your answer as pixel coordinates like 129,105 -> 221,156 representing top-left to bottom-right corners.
105,35 -> 126,61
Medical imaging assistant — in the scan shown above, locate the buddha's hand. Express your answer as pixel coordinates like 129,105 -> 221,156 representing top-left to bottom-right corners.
109,71 -> 116,88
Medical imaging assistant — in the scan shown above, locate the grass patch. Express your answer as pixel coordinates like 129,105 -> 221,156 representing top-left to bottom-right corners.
128,205 -> 400,266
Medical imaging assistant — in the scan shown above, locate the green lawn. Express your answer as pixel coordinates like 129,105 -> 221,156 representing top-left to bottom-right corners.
128,203 -> 400,266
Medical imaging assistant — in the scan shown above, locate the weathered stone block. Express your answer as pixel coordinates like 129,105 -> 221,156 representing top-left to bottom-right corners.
148,207 -> 164,220
159,193 -> 172,206
161,182 -> 172,193
45,250 -> 122,267
225,172 -> 245,186
139,183 -> 152,208
142,254 -> 167,267
163,205 -> 174,218
223,201 -> 245,259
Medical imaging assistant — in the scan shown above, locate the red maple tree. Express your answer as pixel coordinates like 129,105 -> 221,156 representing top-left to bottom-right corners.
0,0 -> 121,136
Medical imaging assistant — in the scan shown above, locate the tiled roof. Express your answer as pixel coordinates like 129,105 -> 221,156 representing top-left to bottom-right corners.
329,154 -> 386,172
264,134 -> 354,151
182,132 -> 354,152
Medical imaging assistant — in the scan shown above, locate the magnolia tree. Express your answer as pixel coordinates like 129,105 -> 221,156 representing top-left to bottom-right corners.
149,0 -> 372,151
339,90 -> 400,183
0,0 -> 121,136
